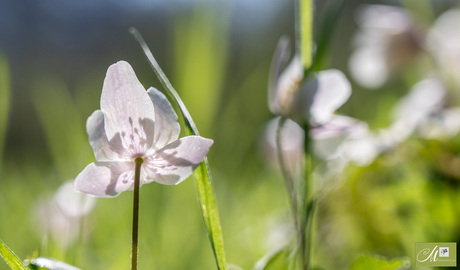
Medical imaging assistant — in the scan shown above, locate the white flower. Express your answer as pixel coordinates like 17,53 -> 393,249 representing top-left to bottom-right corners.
55,181 -> 96,217
35,181 -> 96,249
311,115 -> 369,161
268,38 -> 351,124
260,117 -> 304,176
74,61 -> 213,197
426,9 -> 460,85
385,78 -> 446,144
418,107 -> 460,139
349,4 -> 422,89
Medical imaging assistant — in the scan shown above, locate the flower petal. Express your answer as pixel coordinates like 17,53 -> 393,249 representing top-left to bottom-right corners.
74,161 -> 135,197
311,115 -> 369,160
273,55 -> 304,115
394,78 -> 445,121
100,61 -> 156,157
268,36 -> 292,114
309,69 -> 351,124
348,46 -> 388,89
54,181 -> 96,217
143,136 -> 213,185
357,4 -> 411,33
147,87 -> 180,149
261,117 -> 304,176
87,110 -> 121,161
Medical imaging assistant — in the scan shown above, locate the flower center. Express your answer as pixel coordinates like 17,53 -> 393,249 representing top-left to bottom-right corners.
121,117 -> 150,158
134,157 -> 144,166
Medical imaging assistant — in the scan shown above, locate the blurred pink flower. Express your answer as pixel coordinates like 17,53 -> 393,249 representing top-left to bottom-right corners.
75,61 -> 213,197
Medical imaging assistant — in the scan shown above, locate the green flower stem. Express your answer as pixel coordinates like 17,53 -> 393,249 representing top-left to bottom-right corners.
131,157 -> 143,270
275,117 -> 305,269
298,0 -> 314,73
301,123 -> 314,270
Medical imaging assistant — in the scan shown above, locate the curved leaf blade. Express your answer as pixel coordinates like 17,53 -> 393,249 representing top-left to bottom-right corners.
0,239 -> 29,270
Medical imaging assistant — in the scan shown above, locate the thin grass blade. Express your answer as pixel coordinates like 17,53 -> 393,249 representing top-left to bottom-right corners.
0,239 -> 29,270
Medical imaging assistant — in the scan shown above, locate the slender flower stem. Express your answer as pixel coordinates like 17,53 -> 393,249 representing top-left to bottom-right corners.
297,0 -> 314,268
131,157 -> 143,270
275,117 -> 305,269
301,123 -> 314,270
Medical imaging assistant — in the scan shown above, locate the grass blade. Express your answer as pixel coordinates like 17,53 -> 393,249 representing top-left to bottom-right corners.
130,27 -> 227,270
0,239 -> 29,270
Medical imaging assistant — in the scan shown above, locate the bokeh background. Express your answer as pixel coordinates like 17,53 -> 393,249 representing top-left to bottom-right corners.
1,0 -> 460,269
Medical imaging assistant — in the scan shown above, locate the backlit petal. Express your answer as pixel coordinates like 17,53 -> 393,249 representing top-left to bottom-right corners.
54,181 -> 96,217
268,37 -> 291,114
273,55 -> 304,115
394,78 -> 445,121
100,61 -> 156,157
147,87 -> 180,149
349,46 -> 388,89
309,69 -> 351,124
143,136 -> 213,185
86,110 -> 120,161
74,161 -> 135,197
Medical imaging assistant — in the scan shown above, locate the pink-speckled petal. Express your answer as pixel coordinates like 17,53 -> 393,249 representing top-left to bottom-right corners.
143,136 -> 213,185
74,161 -> 135,197
147,87 -> 180,149
86,110 -> 121,161
100,61 -> 156,157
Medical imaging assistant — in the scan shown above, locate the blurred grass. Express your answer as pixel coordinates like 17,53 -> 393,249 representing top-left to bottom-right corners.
32,75 -> 91,180
173,5 -> 230,137
0,54 -> 9,171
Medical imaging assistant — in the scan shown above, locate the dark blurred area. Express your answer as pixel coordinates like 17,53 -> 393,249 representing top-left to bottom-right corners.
0,0 -> 295,169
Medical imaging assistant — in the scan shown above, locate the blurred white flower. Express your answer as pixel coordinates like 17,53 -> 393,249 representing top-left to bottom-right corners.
311,115 -> 369,161
426,9 -> 460,86
418,107 -> 460,139
260,117 -> 304,176
35,180 -> 96,249
56,181 -> 96,217
349,4 -> 422,89
337,128 -> 381,167
313,116 -> 384,170
269,38 -> 351,124
261,115 -> 380,173
385,78 -> 446,144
